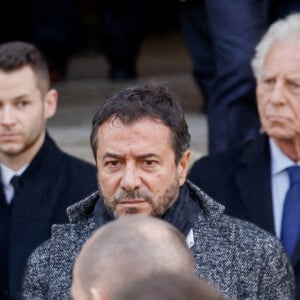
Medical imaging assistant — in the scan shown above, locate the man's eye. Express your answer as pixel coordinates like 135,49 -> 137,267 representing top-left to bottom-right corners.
288,81 -> 300,93
263,78 -> 275,86
16,101 -> 28,108
143,160 -> 157,167
105,160 -> 119,167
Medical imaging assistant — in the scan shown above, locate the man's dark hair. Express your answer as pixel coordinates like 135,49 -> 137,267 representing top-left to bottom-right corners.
90,84 -> 191,164
0,41 -> 50,94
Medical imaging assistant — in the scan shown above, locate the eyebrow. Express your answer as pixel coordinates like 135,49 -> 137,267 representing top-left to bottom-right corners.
287,74 -> 300,81
102,153 -> 160,159
136,153 -> 160,160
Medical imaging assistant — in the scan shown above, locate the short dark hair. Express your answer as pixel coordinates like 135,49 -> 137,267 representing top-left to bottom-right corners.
90,84 -> 190,164
0,41 -> 50,94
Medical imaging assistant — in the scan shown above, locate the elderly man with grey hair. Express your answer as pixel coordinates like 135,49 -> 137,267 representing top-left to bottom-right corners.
189,13 -> 300,299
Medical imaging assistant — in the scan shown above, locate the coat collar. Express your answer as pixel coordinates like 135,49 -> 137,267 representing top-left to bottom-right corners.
67,191 -> 100,223
186,180 -> 225,221
235,134 -> 275,234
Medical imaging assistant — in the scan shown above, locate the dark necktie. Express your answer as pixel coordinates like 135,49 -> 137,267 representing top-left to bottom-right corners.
10,175 -> 21,202
280,166 -> 300,257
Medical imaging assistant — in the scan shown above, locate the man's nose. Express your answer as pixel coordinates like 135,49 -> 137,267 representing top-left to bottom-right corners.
120,165 -> 142,191
1,106 -> 16,126
269,81 -> 286,105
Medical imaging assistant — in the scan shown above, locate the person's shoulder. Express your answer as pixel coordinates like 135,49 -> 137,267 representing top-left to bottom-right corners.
26,218 -> 96,267
192,213 -> 294,299
23,222 -> 88,299
189,136 -> 267,185
221,215 -> 294,296
189,144 -> 244,185
46,134 -> 96,170
27,239 -> 51,266
59,150 -> 96,169
57,150 -> 97,186
191,138 -> 250,169
192,202 -> 286,257
221,214 -> 285,254
23,238 -> 52,295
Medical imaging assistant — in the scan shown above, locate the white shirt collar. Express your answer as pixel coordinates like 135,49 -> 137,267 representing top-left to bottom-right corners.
1,164 -> 28,187
269,138 -> 299,176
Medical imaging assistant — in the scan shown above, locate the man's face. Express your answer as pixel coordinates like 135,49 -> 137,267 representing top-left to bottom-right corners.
96,117 -> 190,218
256,40 -> 300,142
0,66 -> 56,168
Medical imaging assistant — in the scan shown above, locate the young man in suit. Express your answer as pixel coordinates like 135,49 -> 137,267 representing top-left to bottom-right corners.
189,13 -> 300,299
23,84 -> 294,299
0,41 -> 98,300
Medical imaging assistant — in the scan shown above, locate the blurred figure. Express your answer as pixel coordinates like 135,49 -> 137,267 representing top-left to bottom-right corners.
99,0 -> 148,80
30,0 -> 74,81
0,41 -> 97,300
71,215 -> 198,300
29,0 -> 148,82
189,13 -> 300,299
111,273 -> 224,300
180,0 -> 300,154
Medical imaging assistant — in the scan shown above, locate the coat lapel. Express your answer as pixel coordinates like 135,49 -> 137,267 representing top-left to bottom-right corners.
235,135 -> 275,234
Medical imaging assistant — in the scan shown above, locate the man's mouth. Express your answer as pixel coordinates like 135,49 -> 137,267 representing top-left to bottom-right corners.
118,199 -> 147,205
266,114 -> 287,122
0,133 -> 19,140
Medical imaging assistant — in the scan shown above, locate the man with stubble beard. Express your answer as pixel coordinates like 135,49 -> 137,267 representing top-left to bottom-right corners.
24,84 -> 294,299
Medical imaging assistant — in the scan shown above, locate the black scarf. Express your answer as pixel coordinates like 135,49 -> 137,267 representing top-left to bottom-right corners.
163,184 -> 200,236
93,183 -> 200,237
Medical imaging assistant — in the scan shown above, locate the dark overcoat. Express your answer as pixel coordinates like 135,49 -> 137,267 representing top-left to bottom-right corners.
0,134 -> 98,299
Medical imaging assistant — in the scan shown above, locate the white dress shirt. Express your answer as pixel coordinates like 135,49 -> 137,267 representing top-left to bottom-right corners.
270,138 -> 300,238
0,164 -> 27,204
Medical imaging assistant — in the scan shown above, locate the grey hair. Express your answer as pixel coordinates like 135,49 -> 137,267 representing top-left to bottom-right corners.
251,13 -> 300,79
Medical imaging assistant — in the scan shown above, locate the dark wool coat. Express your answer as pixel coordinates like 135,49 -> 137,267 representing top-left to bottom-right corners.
23,181 -> 294,300
0,134 -> 98,300
189,133 -> 300,299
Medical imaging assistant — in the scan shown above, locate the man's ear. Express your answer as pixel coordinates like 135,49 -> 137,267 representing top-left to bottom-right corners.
44,88 -> 58,119
177,150 -> 191,186
90,287 -> 107,300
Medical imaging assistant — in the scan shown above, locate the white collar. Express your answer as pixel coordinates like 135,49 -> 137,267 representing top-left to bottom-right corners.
0,164 -> 28,187
269,138 -> 299,176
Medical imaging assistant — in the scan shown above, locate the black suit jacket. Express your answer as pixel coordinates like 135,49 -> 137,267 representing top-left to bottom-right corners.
0,134 -> 98,300
189,134 -> 300,299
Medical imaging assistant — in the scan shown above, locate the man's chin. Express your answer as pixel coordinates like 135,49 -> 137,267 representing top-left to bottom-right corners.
0,145 -> 24,157
113,203 -> 153,218
268,129 -> 295,141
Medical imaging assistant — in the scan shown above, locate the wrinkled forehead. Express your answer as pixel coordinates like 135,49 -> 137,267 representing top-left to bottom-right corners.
261,40 -> 300,74
96,116 -> 175,158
